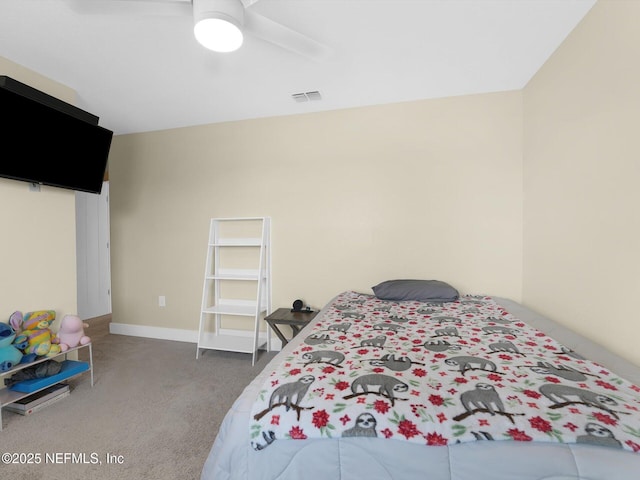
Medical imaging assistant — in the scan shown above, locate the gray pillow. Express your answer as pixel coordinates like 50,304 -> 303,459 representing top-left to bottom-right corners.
372,279 -> 459,302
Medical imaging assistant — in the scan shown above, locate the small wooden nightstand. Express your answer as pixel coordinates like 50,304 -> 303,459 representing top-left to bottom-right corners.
265,308 -> 318,347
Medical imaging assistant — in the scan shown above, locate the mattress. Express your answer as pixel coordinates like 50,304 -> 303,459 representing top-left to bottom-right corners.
201,293 -> 640,480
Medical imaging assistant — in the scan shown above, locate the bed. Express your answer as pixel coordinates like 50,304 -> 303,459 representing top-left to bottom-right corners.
201,282 -> 640,480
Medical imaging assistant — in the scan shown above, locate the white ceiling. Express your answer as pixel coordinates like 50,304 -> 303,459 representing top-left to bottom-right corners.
0,0 -> 596,135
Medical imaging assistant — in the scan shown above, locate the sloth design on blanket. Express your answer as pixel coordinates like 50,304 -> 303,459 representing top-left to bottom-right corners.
249,291 -> 640,452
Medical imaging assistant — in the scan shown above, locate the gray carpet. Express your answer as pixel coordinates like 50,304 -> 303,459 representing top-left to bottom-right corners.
1,316 -> 277,480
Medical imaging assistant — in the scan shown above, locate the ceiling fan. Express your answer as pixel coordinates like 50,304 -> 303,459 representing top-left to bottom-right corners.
66,0 -> 332,61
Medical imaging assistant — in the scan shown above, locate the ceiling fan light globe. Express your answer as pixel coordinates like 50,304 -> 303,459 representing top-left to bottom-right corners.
194,18 -> 244,53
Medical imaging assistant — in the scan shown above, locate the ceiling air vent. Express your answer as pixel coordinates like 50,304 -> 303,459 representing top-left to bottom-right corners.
292,91 -> 322,103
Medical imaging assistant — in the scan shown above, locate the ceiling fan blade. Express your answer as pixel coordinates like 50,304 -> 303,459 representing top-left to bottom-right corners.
65,0 -> 191,17
239,0 -> 262,8
244,10 -> 332,62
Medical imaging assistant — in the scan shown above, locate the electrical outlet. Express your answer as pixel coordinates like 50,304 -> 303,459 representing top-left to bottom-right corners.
159,295 -> 166,307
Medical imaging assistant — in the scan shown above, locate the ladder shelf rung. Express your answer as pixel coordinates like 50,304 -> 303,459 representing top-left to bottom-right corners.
205,269 -> 265,281
209,238 -> 262,247
202,304 -> 267,316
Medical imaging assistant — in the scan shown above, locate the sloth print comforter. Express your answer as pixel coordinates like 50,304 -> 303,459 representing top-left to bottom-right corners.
249,291 -> 640,453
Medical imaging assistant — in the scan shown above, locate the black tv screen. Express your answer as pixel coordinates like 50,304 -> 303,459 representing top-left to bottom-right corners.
0,76 -> 113,194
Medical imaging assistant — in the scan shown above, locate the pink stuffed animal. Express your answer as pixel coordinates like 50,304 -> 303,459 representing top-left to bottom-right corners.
53,314 -> 91,350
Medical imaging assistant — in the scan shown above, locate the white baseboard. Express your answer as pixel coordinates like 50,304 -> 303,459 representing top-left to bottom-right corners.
109,322 -> 198,343
109,323 -> 283,350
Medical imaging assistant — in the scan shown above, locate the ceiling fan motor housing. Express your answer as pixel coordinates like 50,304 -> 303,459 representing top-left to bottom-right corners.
193,0 -> 244,28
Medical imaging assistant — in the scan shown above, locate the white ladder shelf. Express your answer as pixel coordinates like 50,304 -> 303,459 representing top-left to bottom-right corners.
196,217 -> 271,365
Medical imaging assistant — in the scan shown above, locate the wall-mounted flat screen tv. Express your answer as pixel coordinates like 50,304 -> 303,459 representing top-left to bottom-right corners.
0,76 -> 113,195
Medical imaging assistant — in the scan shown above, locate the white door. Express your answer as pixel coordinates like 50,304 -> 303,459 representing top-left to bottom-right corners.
76,181 -> 112,319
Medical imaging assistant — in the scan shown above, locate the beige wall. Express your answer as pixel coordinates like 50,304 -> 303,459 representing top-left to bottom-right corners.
523,0 -> 640,365
109,91 -> 524,332
0,57 -> 78,324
